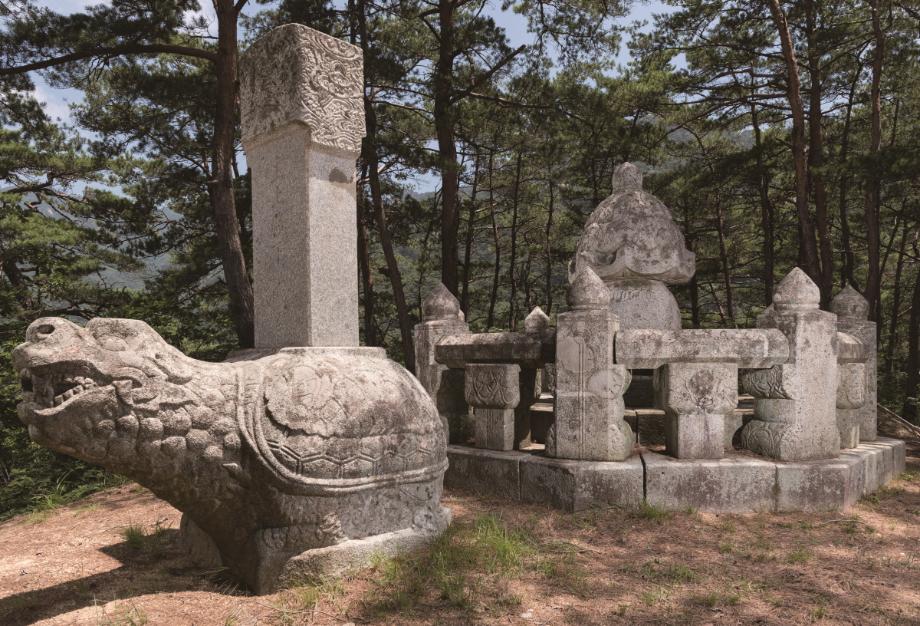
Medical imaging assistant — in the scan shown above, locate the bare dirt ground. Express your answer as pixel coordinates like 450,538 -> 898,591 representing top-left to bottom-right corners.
1,446 -> 918,626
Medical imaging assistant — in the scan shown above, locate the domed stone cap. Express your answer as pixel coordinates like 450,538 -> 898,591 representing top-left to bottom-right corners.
422,283 -> 461,321
524,306 -> 550,335
570,162 -> 695,286
773,267 -> 820,312
831,285 -> 869,320
567,267 -> 610,310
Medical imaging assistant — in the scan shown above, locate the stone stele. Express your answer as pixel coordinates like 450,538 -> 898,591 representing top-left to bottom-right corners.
240,24 -> 365,348
569,162 -> 695,330
13,317 -> 450,593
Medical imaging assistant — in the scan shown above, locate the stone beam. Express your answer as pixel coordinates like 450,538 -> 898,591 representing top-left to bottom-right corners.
240,24 -> 365,347
616,328 -> 789,370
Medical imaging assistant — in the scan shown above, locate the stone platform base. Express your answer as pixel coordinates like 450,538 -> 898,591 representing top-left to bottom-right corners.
279,507 -> 452,587
445,438 -> 906,513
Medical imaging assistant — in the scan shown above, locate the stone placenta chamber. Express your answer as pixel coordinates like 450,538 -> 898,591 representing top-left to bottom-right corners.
421,162 -> 902,514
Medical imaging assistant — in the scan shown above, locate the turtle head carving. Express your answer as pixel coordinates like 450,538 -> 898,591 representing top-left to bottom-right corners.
12,317 -> 197,463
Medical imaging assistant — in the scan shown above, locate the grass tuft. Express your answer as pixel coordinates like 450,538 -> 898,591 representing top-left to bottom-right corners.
366,514 -> 534,615
634,501 -> 670,522
121,524 -> 147,550
786,548 -> 812,564
640,559 -> 697,584
694,591 -> 741,608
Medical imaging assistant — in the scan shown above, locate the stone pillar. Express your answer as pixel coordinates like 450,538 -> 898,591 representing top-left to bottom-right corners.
465,363 -> 521,451
548,268 -> 634,461
837,361 -> 867,448
657,362 -> 738,459
240,24 -> 365,348
831,286 -> 877,442
413,284 -> 470,442
740,268 -> 841,461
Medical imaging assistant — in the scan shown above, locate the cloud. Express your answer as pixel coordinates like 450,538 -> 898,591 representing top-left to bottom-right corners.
34,0 -> 109,14
31,78 -> 80,123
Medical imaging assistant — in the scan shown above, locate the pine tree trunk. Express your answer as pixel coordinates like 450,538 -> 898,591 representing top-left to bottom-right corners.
461,154 -> 480,315
487,151 -> 501,329
864,0 -> 885,321
715,198 -> 736,326
544,179 -> 555,314
434,0 -> 460,296
903,256 -> 920,421
750,101 -> 775,306
804,0 -> 834,305
837,65 -> 860,288
885,227 -> 909,375
767,0 -> 822,286
507,150 -> 522,330
356,170 -> 376,346
210,0 -> 254,347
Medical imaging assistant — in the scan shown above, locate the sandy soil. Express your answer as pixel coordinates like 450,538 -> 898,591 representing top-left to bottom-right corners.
1,445 -> 918,626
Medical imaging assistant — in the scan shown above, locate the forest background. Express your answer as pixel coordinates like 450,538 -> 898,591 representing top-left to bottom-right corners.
1,0 -> 918,518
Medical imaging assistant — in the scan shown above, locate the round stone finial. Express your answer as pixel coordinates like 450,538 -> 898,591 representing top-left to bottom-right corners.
567,266 -> 610,310
524,306 -> 550,335
773,267 -> 820,312
422,283 -> 461,321
611,162 -> 643,193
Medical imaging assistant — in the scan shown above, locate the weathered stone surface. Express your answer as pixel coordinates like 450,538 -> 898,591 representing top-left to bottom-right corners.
837,362 -> 867,448
280,518 -> 450,585
833,286 -> 878,442
774,456 -> 861,512
13,317 -> 448,593
836,331 -> 867,363
616,328 -> 789,369
523,306 -> 551,337
609,279 -> 682,330
443,439 -> 905,514
657,362 -> 738,459
444,445 -> 527,500
568,162 -> 694,330
465,363 -> 523,451
435,332 -> 549,369
520,454 -> 644,512
422,283 -> 465,322
740,268 -> 841,461
549,269 -> 635,461
414,284 -> 470,443
569,163 -> 695,286
240,25 -> 364,348
240,24 -> 364,153
643,452 -> 776,513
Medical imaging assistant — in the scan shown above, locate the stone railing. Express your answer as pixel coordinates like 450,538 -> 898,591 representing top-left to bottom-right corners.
414,266 -> 877,465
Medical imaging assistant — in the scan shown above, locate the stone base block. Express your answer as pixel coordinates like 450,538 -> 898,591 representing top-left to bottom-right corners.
446,446 -> 643,512
774,456 -> 861,512
644,453 -> 776,513
445,439 -> 906,514
520,454 -> 644,512
279,507 -> 452,588
444,446 -> 528,499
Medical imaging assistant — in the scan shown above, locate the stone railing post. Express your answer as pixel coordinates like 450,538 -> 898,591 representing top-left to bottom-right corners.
656,362 -> 737,459
465,363 -> 521,451
547,267 -> 634,461
413,284 -> 470,441
240,24 -> 365,348
740,268 -> 840,460
831,285 -> 877,443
